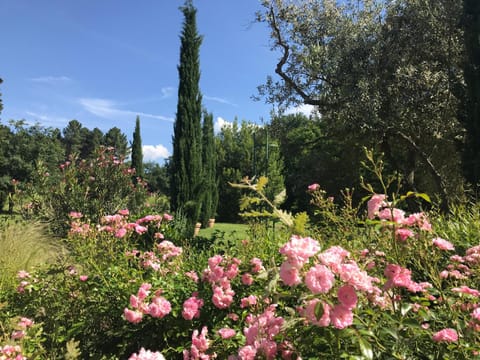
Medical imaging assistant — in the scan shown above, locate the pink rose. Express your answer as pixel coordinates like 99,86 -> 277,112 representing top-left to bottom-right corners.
432,328 -> 458,343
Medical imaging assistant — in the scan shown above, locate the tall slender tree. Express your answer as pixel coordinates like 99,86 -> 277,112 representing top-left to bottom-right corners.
200,111 -> 218,225
131,115 -> 144,178
461,0 -> 480,186
170,0 -> 203,225
0,78 -> 3,117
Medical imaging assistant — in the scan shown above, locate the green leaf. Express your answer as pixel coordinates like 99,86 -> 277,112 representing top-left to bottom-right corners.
401,303 -> 412,316
358,336 -> 374,360
314,301 -> 324,320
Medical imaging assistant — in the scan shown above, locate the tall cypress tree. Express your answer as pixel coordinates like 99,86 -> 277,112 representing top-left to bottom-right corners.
131,116 -> 144,178
0,78 -> 3,117
200,111 -> 218,225
462,0 -> 480,185
171,0 -> 203,225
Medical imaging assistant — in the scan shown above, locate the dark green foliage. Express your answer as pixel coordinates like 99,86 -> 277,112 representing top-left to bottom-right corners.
170,0 -> 203,229
200,111 -> 218,225
104,127 -> 128,158
62,120 -> 84,157
461,0 -> 480,187
144,161 -> 170,195
131,116 -> 144,178
0,78 -> 3,118
215,119 -> 284,222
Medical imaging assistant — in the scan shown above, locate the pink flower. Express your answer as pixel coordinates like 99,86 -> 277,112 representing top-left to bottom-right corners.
395,228 -> 414,241
11,330 -> 26,340
18,317 -> 33,328
79,275 -> 88,282
148,296 -> 171,318
250,258 -> 264,273
182,296 -> 204,320
279,235 -> 320,268
432,328 -> 458,343
451,285 -> 480,297
238,345 -> 257,360
218,328 -> 236,339
279,261 -> 302,286
337,285 -> 358,309
163,213 -> 173,221
212,285 -> 234,309
69,211 -> 83,219
303,299 -> 331,327
307,183 -> 320,191
240,295 -> 257,308
304,264 -> 335,294
472,307 -> 480,321
115,227 -> 127,238
367,194 -> 387,219
330,304 -> 354,329
318,246 -> 350,273
185,271 -> 199,283
432,237 -> 455,251
17,270 -> 30,279
129,347 -> 165,360
241,273 -> 254,285
124,308 -> 143,323
118,209 -> 130,216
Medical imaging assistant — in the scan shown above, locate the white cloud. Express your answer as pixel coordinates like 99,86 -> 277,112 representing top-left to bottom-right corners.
214,116 -> 233,133
161,87 -> 175,99
143,144 -> 171,161
204,95 -> 237,107
78,97 -> 174,122
30,76 -> 71,83
284,104 -> 316,116
25,111 -> 70,126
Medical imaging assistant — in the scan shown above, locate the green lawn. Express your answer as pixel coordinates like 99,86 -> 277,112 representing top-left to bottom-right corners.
197,222 -> 249,241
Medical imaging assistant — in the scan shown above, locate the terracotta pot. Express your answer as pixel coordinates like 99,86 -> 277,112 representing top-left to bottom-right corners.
194,222 -> 202,237
207,218 -> 215,228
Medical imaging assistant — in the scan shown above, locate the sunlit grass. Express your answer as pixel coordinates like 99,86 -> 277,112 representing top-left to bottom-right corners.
0,217 -> 59,290
197,222 -> 249,241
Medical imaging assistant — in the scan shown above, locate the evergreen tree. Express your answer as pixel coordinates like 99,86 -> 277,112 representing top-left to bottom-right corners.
62,120 -> 84,157
200,111 -> 218,225
104,127 -> 128,158
131,116 -> 144,178
170,0 -> 203,226
461,0 -> 480,186
0,78 -> 3,117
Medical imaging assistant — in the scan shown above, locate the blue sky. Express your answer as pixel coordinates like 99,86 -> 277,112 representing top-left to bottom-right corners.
0,0 -> 293,162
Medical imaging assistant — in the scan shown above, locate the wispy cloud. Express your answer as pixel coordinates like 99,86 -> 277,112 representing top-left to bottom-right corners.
29,76 -> 72,83
204,95 -> 238,107
25,111 -> 71,126
122,87 -> 176,106
143,144 -> 171,161
78,98 -> 174,122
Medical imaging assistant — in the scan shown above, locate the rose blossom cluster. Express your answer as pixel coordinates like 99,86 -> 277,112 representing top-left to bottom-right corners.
367,194 -> 432,242
279,236 -> 383,329
234,305 -> 285,360
128,347 -> 166,360
0,345 -> 26,360
183,326 -> 214,359
89,210 -> 172,239
202,255 -> 241,309
125,240 -> 183,273
10,317 -> 34,340
383,264 -> 432,293
124,283 -> 171,324
182,293 -> 205,320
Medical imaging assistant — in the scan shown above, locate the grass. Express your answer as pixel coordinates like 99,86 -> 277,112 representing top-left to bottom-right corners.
0,217 -> 59,290
197,222 -> 250,242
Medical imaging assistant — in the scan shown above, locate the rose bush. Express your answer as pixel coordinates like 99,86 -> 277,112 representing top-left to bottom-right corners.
2,174 -> 480,358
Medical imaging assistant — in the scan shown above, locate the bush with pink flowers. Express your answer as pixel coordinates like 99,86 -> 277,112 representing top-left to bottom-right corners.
2,160 -> 480,359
